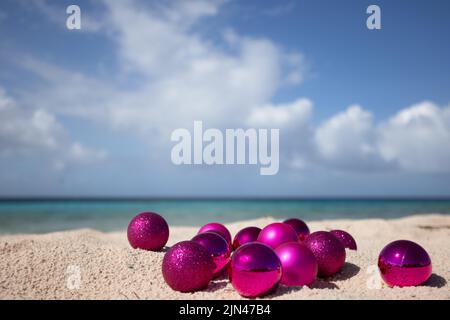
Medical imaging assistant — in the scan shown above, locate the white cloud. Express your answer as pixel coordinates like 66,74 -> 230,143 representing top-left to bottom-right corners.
101,5 -> 284,132
20,0 -> 301,139
314,102 -> 450,173
247,98 -> 312,128
247,98 -> 314,170
166,0 -> 223,27
0,88 -> 14,110
0,88 -> 62,155
314,105 -> 382,169
17,56 -> 114,119
6,0 -> 450,181
104,0 -> 222,76
378,101 -> 450,172
69,142 -> 108,163
0,87 -> 107,167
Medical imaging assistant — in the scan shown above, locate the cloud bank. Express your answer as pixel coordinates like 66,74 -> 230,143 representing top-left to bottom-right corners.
0,88 -> 106,169
1,0 -> 450,195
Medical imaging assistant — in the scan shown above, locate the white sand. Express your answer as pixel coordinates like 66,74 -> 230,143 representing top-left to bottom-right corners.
0,214 -> 449,300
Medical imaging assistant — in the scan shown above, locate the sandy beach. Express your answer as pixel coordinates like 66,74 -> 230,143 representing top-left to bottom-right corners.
0,214 -> 449,300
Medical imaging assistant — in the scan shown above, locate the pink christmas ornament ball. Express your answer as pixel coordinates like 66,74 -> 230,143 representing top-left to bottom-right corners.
229,242 -> 282,298
283,218 -> 310,241
162,241 -> 215,292
192,232 -> 231,278
330,230 -> 357,250
378,240 -> 432,287
232,226 -> 261,250
304,231 -> 346,278
198,222 -> 232,246
127,212 -> 169,251
257,222 -> 298,249
275,242 -> 318,286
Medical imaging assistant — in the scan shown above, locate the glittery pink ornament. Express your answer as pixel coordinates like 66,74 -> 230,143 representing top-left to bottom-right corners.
257,222 -> 298,249
162,241 -> 215,292
283,218 -> 310,241
192,232 -> 231,277
275,242 -> 318,286
378,240 -> 432,287
229,242 -> 282,298
232,226 -> 261,250
330,230 -> 357,250
127,212 -> 169,251
198,222 -> 232,246
304,231 -> 346,277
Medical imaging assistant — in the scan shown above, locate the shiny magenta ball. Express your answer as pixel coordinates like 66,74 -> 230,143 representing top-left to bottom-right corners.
192,232 -> 231,277
330,230 -> 357,250
283,218 -> 310,241
275,242 -> 318,286
229,242 -> 282,298
304,231 -> 346,277
127,212 -> 169,251
232,226 -> 261,250
378,240 -> 432,287
162,241 -> 215,292
198,222 -> 232,246
257,222 -> 298,249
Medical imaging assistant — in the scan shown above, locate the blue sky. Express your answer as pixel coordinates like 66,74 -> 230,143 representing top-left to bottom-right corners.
0,0 -> 450,197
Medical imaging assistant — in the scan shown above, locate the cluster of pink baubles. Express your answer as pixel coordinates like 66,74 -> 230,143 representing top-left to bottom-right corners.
127,212 -> 432,298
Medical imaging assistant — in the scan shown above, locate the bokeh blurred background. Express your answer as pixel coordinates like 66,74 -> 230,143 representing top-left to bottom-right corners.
1,0 -> 450,232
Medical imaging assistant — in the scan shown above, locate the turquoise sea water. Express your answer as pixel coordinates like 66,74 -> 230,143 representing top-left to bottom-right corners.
1,199 -> 450,234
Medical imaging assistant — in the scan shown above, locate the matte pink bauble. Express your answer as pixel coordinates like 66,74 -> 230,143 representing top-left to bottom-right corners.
232,226 -> 261,250
127,212 -> 169,251
229,242 -> 282,298
283,218 -> 310,241
198,222 -> 232,246
304,231 -> 346,277
257,223 -> 298,249
162,241 -> 215,292
192,232 -> 231,277
275,242 -> 318,286
330,230 -> 357,250
378,240 -> 432,287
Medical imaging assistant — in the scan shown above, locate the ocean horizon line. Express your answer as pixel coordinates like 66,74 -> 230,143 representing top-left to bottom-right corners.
1,196 -> 450,234
1,196 -> 450,202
